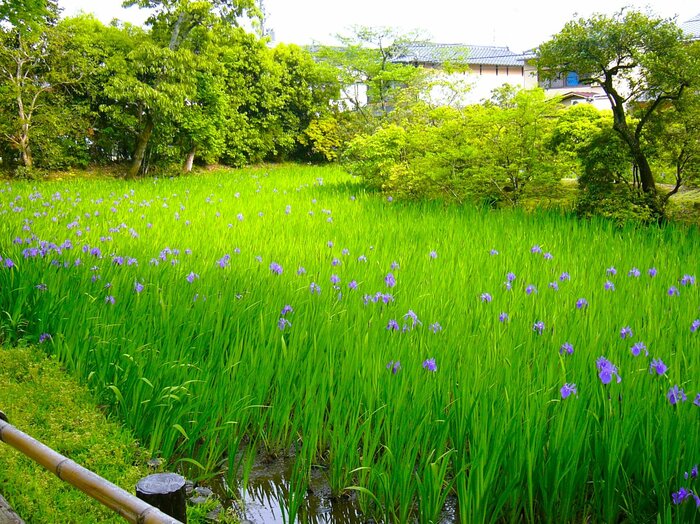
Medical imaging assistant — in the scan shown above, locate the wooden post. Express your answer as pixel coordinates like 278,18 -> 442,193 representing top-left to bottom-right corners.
136,474 -> 187,524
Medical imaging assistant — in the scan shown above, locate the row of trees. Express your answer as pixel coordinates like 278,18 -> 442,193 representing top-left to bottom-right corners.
0,0 -> 340,176
1,3 -> 699,221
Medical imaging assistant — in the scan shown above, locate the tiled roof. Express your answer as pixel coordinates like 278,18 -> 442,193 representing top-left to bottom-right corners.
681,13 -> 700,40
393,43 -> 527,67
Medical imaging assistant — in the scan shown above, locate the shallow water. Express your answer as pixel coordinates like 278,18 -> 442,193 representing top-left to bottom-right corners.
214,456 -> 366,523
209,454 -> 459,523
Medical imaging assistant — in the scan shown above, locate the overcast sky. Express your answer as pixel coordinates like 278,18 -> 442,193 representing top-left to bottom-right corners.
59,0 -> 699,52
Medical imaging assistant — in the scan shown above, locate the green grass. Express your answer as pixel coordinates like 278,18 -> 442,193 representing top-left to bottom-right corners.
0,164 -> 699,523
0,346 -> 240,523
0,345 -> 150,523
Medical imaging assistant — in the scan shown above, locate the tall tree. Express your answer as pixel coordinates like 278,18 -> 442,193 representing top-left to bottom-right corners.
314,27 -> 426,121
0,13 -> 88,169
120,0 -> 259,177
537,9 -> 699,204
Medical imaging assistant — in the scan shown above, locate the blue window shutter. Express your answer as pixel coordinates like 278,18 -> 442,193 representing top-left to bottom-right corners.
566,71 -> 579,86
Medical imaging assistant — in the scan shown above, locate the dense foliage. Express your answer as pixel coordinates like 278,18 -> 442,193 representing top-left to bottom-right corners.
0,2 -> 340,175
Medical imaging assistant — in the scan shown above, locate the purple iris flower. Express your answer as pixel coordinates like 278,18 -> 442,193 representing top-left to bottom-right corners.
684,466 -> 698,480
649,358 -> 668,375
648,267 -> 657,277
596,357 -> 621,384
404,310 -> 421,326
310,282 -> 321,294
269,262 -> 283,275
331,258 -> 341,267
630,342 -> 648,357
692,319 -> 700,332
297,266 -> 306,275
348,280 -> 358,290
667,385 -> 687,405
429,251 -> 438,259
694,393 -> 700,407
681,274 -> 696,286
278,318 -> 291,331
560,342 -> 574,355
606,267 -> 617,276
480,293 -> 492,302
604,281 -> 615,291
386,360 -> 401,374
668,286 -> 680,296
105,295 -> 115,305
549,282 -> 559,291
559,272 -> 570,281
628,267 -> 641,277
526,285 -> 537,295
490,249 -> 499,256
620,326 -> 633,339
134,281 -> 144,294
357,255 -> 367,262
39,333 -> 52,343
281,305 -> 293,316
430,322 -> 442,333
186,272 -> 199,283
506,272 -> 516,282
531,245 -> 542,254
543,252 -> 553,260
560,383 -> 577,399
422,358 -> 437,372
330,274 -> 340,285
390,261 -> 399,270
576,298 -> 588,309
533,321 -> 545,335
387,319 -> 399,331
385,272 -> 396,288
672,488 -> 691,505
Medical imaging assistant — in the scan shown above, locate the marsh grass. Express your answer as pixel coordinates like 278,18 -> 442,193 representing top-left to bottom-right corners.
0,165 -> 699,522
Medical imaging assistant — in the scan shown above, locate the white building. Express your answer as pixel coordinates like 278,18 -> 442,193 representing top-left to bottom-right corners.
393,43 -> 537,105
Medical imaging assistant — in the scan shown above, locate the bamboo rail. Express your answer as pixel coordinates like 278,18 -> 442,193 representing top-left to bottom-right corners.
0,412 -> 182,524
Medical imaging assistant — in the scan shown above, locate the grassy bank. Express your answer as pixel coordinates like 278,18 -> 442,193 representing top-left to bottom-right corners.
0,345 -> 150,523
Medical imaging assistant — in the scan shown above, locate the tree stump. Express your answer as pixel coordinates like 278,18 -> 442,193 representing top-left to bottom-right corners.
136,473 -> 187,523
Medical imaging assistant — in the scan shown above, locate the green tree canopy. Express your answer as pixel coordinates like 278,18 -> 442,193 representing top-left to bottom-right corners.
537,9 -> 700,211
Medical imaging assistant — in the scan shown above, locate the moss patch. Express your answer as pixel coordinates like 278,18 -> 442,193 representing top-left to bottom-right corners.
0,346 -> 150,523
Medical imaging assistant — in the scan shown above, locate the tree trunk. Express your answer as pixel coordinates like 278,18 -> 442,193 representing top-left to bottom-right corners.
127,116 -> 154,179
17,95 -> 32,168
19,135 -> 33,168
169,12 -> 185,51
611,108 -> 656,194
635,153 -> 656,194
183,146 -> 196,172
